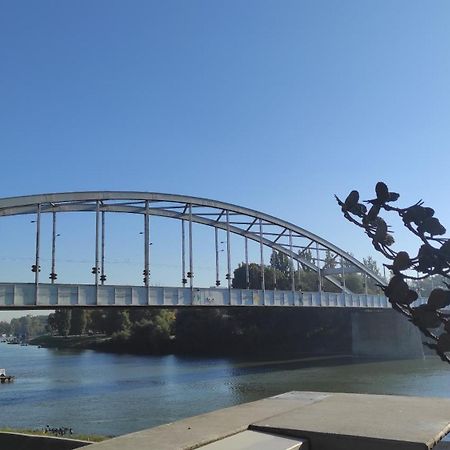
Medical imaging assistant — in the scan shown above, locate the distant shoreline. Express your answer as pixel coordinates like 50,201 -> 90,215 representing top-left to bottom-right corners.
29,333 -> 350,360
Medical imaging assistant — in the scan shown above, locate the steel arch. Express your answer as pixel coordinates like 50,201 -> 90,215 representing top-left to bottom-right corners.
0,192 -> 384,292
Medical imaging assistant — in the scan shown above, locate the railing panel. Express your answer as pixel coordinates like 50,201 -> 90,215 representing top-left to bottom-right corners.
0,283 -> 391,309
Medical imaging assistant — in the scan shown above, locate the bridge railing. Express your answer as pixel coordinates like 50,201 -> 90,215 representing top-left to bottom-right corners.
0,282 -> 395,309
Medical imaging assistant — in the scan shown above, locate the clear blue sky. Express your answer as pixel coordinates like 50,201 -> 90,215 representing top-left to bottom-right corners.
1,1 -> 450,320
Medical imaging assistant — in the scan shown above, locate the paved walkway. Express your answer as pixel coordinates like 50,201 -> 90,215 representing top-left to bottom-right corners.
86,391 -> 450,450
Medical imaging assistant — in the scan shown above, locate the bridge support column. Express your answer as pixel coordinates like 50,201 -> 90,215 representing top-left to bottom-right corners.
351,309 -> 424,359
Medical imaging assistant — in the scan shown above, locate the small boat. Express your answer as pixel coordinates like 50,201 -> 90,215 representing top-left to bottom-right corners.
0,369 -> 15,383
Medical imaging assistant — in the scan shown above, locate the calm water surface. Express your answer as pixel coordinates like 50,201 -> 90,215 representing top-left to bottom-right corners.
1,342 -> 450,437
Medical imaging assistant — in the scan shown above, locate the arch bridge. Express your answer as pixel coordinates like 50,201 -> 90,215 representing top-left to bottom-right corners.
0,191 -> 387,309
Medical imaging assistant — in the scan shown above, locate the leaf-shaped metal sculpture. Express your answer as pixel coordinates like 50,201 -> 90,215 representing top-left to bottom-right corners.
336,182 -> 450,364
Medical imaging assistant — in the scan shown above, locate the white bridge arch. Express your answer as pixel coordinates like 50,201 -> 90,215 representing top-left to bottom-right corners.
0,192 -> 387,309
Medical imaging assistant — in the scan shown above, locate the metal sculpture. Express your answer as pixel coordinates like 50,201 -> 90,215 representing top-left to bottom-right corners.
336,182 -> 450,363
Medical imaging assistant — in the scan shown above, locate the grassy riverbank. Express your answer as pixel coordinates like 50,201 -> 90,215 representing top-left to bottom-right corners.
30,334 -> 111,350
30,333 -> 179,355
0,427 -> 107,442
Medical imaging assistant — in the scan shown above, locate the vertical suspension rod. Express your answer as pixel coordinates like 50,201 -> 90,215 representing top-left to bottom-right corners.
315,242 -> 322,294
34,203 -> 41,304
245,236 -> 249,289
215,227 -> 220,286
273,255 -> 277,290
95,201 -> 100,287
226,210 -> 231,290
51,211 -> 56,284
181,219 -> 186,286
289,230 -> 295,294
101,211 -> 105,285
188,203 -> 193,289
259,219 -> 265,291
144,201 -> 150,287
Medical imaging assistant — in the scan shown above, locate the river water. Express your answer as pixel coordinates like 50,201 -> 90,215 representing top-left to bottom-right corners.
1,342 -> 450,437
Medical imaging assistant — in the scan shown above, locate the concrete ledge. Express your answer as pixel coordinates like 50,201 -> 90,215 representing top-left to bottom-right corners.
87,391 -> 450,450
252,392 -> 450,450
88,392 -> 327,450
0,431 -> 92,450
196,430 -> 308,449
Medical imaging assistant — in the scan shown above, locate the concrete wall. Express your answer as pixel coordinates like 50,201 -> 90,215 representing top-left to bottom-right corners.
351,309 -> 424,359
0,431 -> 91,450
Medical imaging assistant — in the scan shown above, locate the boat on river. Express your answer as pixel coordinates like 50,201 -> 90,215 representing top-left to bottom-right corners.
0,369 -> 15,383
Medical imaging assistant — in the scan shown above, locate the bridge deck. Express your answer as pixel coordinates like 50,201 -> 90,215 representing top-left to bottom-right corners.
0,283 -> 390,309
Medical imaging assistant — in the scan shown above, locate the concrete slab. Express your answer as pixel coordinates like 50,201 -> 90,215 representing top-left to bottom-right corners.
251,392 -> 450,450
87,391 -> 450,450
87,392 -> 326,450
196,430 -> 308,450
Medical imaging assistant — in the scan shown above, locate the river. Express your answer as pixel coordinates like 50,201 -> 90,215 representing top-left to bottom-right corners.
1,342 -> 450,438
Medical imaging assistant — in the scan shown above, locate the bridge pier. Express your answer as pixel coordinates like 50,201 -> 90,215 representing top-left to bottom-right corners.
351,309 -> 424,359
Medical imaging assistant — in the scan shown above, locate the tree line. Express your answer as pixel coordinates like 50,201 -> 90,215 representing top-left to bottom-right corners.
232,250 -> 384,294
0,315 -> 48,338
47,308 -> 175,353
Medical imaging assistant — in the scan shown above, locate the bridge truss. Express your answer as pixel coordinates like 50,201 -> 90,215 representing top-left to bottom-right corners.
0,192 -> 384,299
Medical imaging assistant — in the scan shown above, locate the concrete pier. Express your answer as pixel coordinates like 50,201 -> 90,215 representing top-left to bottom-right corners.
351,309 -> 424,359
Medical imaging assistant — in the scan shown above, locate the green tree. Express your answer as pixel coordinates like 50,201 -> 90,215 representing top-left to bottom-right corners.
104,309 -> 131,335
362,256 -> 383,294
323,250 -> 337,269
343,273 -> 364,293
233,259 -> 293,290
0,321 -> 11,335
270,251 -> 291,274
70,309 -> 87,335
10,315 -> 47,338
128,310 -> 174,353
232,263 -> 263,289
128,308 -> 160,324
299,249 -> 314,271
53,309 -> 72,336
88,309 -> 108,333
297,269 -> 320,291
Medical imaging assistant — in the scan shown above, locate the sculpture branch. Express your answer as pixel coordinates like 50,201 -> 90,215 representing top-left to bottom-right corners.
336,182 -> 450,365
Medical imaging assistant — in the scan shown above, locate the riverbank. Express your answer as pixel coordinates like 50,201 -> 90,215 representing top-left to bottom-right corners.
30,333 -> 177,355
29,333 -> 350,359
0,427 -> 106,442
30,334 -> 111,350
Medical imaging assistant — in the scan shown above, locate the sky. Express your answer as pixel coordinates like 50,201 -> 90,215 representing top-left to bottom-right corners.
1,1 -> 450,320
